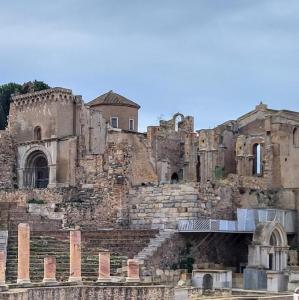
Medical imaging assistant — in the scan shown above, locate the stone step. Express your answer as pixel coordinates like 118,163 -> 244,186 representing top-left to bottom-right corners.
133,230 -> 176,270
6,229 -> 156,283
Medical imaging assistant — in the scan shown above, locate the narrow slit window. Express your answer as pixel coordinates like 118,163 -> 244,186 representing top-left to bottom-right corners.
253,143 -> 262,176
293,128 -> 299,147
129,119 -> 134,131
34,126 -> 42,140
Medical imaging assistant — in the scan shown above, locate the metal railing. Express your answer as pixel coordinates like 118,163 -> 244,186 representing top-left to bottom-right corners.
178,208 -> 296,233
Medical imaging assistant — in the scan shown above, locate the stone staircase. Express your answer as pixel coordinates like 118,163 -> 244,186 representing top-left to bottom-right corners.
7,205 -> 62,232
6,229 -> 158,283
134,229 -> 177,270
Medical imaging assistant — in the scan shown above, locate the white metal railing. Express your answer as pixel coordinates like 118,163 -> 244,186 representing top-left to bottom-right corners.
178,208 -> 296,233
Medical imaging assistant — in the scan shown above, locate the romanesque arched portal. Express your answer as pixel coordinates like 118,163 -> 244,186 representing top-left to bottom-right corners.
24,150 -> 49,188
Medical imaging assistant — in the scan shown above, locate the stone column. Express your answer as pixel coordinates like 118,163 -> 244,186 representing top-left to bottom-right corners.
0,251 -> 7,290
17,223 -> 31,284
43,256 -> 57,285
126,259 -> 140,282
69,229 -> 82,283
97,251 -> 111,282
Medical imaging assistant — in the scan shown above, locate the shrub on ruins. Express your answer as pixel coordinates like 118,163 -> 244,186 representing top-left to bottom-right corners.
27,198 -> 45,205
0,80 -> 50,129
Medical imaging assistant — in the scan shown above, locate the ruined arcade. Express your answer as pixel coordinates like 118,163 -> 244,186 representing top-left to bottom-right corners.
0,87 -> 299,300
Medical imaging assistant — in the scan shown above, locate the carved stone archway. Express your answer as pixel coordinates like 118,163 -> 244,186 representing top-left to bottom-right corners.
18,145 -> 56,188
24,151 -> 49,188
248,221 -> 289,271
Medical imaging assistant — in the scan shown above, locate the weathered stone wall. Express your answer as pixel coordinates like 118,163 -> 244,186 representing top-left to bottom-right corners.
0,188 -> 74,206
0,285 -> 174,300
0,131 -> 16,190
224,174 -> 297,210
129,182 -> 237,230
187,287 -> 231,299
146,113 -> 194,183
62,131 -> 158,228
9,88 -> 78,143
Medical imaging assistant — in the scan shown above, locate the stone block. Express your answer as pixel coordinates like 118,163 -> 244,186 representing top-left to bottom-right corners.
243,268 -> 267,290
267,271 -> 288,292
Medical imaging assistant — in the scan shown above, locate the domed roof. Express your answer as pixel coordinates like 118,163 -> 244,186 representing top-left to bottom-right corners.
87,90 -> 140,109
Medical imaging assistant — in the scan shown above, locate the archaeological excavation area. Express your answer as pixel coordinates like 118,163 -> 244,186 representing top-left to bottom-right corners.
0,87 -> 299,299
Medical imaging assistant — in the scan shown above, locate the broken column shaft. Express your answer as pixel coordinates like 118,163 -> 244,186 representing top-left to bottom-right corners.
17,223 -> 31,285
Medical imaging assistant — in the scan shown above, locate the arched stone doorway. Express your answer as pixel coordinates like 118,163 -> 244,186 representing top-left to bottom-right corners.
24,150 -> 49,188
244,221 -> 289,290
248,221 -> 288,271
171,172 -> 179,184
202,274 -> 213,291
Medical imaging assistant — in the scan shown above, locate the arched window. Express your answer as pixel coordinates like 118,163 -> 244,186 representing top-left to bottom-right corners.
293,128 -> 299,147
253,143 -> 262,176
34,126 -> 42,141
173,113 -> 184,131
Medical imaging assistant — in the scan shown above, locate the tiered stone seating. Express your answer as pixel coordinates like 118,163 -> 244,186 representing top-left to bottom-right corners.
6,229 -> 158,283
7,206 -> 62,232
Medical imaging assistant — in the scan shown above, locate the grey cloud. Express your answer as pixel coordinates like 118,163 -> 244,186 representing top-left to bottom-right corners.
0,0 -> 299,131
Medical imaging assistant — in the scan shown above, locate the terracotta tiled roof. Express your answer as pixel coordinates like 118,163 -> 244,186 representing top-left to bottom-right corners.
87,90 -> 140,109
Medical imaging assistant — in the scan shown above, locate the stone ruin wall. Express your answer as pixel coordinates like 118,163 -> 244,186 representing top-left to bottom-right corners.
128,182 -> 239,230
0,110 -> 298,230
0,130 -> 158,230
0,285 -> 174,300
62,131 -> 158,229
0,131 -> 16,190
128,174 -> 299,231
0,187 -> 75,206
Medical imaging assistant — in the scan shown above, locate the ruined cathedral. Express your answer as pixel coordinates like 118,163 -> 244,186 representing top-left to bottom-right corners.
0,86 -> 299,299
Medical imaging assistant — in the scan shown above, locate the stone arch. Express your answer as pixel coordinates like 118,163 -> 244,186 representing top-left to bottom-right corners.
249,137 -> 264,155
19,145 -> 55,188
24,150 -> 49,188
20,145 -> 53,169
173,113 -> 184,131
250,221 -> 289,271
171,172 -> 179,183
202,273 -> 213,290
253,221 -> 288,247
34,126 -> 42,141
267,223 -> 288,247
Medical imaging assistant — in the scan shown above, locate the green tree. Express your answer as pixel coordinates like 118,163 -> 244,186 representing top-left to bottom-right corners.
0,80 -> 50,129
0,83 -> 22,129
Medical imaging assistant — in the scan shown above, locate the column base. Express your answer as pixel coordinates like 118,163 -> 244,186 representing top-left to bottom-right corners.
68,277 -> 82,283
97,277 -> 112,283
17,279 -> 31,285
43,278 -> 58,286
126,277 -> 140,283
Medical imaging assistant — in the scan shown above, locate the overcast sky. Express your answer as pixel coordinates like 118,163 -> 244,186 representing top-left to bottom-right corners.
1,0 -> 299,131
